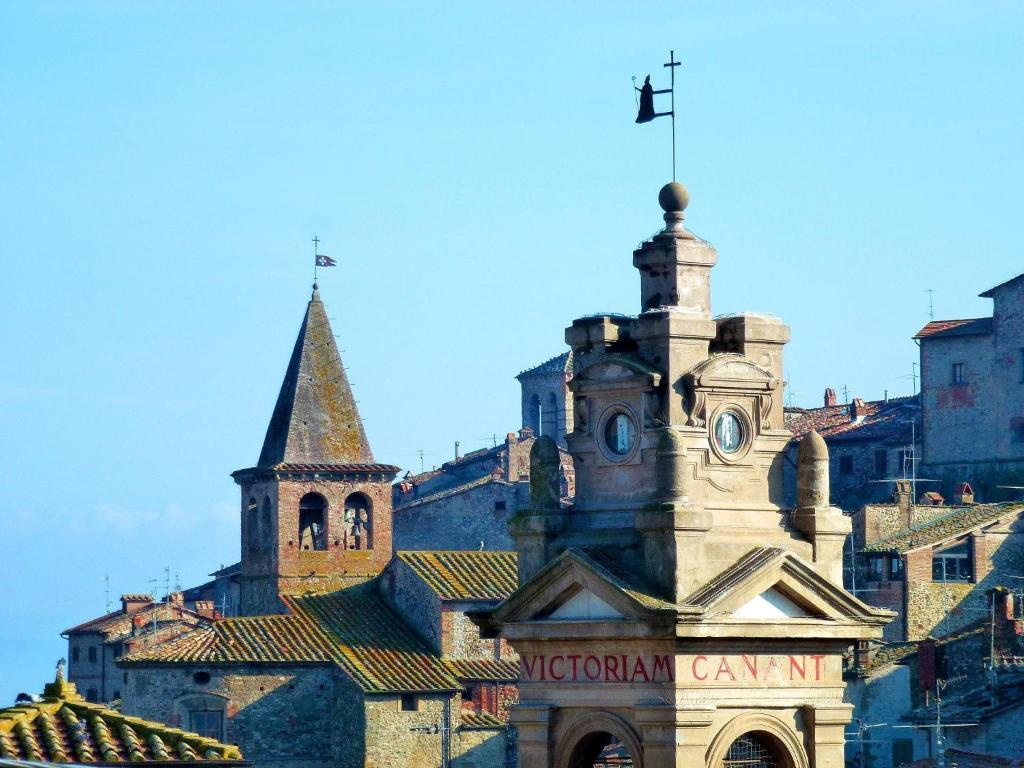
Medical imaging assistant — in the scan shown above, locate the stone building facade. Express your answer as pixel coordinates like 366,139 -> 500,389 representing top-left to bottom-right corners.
63,593 -> 213,704
784,392 -> 921,513
851,481 -> 1024,641
518,353 -> 574,449
916,272 -> 1024,501
474,183 -> 893,768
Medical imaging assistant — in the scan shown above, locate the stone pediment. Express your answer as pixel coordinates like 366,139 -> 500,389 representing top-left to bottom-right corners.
685,353 -> 778,393
475,549 -> 677,634
571,354 -> 662,391
682,547 -> 894,632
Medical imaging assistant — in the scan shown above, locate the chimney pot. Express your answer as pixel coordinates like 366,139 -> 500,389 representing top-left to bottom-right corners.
824,388 -> 837,407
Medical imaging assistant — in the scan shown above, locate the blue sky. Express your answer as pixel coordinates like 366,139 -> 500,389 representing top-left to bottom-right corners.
1,2 -> 1021,701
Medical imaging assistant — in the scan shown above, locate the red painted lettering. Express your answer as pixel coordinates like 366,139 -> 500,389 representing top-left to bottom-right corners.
632,656 -> 650,682
810,655 -> 825,681
692,655 -> 708,681
715,657 -> 736,681
789,655 -> 806,680
652,655 -> 674,682
522,655 -> 541,681
550,655 -> 566,681
584,656 -> 601,680
604,655 -> 620,681
742,655 -> 758,680
568,655 -> 581,681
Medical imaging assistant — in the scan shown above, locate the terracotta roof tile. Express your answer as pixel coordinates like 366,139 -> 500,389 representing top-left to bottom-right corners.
460,712 -> 505,729
121,583 -> 460,694
785,396 -> 919,443
0,673 -> 242,762
914,318 -> 993,339
445,659 -> 518,681
394,476 -> 511,512
396,551 -> 518,601
864,503 -> 1024,552
63,602 -> 207,640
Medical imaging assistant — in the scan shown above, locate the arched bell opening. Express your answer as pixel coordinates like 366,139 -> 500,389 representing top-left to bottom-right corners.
298,493 -> 328,551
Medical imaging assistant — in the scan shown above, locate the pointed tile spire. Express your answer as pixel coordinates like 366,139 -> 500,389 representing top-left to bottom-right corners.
257,283 -> 373,466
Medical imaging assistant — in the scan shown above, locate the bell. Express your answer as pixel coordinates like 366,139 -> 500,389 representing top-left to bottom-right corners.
635,75 -> 656,124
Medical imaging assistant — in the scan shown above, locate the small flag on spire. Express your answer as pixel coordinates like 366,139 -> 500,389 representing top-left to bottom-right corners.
315,254 -> 337,267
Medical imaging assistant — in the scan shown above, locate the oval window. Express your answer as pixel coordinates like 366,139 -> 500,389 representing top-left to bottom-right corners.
713,411 -> 744,454
604,412 -> 637,456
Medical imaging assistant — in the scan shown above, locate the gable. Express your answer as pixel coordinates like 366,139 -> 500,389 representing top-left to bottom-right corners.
547,588 -> 624,620
732,586 -> 816,620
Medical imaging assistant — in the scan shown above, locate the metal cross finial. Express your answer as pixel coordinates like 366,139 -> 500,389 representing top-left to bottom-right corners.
313,236 -> 320,283
663,50 -> 682,181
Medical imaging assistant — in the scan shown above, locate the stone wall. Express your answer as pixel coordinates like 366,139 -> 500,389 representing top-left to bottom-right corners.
121,664 -> 347,768
453,726 -> 507,768
843,664 -> 915,768
442,602 -> 517,661
394,481 -> 519,552
363,693 -> 457,768
379,560 -> 443,653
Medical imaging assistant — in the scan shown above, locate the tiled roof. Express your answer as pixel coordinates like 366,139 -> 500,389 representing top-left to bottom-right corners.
516,351 -> 573,379
121,583 -> 460,694
785,396 -> 919,444
864,503 -> 1024,552
63,602 -> 207,640
980,272 -> 1024,298
0,673 -> 242,763
396,551 -> 518,601
235,462 -> 401,477
914,318 -> 993,339
445,659 -> 518,681
394,475 -> 511,511
460,712 -> 505,729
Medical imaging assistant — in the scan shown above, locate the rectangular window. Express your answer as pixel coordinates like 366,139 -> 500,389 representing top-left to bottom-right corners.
72,648 -> 80,663
1020,349 -> 1024,383
88,647 -> 97,663
400,694 -> 417,712
952,362 -> 965,384
1012,417 -> 1024,444
867,557 -> 885,582
874,449 -> 887,476
494,501 -> 506,511
839,455 -> 854,475
890,556 -> 904,579
188,710 -> 224,740
892,739 -> 914,767
932,541 -> 972,583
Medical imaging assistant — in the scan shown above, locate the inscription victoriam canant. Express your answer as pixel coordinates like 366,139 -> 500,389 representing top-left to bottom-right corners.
520,653 -> 830,685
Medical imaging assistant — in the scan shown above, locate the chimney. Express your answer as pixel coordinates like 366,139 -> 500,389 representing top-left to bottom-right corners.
518,427 -> 535,440
121,594 -> 153,615
194,600 -> 217,619
894,479 -> 913,525
851,397 -> 866,421
954,482 -> 975,505
824,388 -> 837,407
506,432 -> 517,445
167,591 -> 184,605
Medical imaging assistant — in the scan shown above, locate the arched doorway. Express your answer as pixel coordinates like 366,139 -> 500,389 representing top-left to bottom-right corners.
568,732 -> 635,768
555,713 -> 643,768
722,733 -> 781,768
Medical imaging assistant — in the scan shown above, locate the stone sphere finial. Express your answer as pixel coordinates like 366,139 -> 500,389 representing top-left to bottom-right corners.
658,182 -> 689,213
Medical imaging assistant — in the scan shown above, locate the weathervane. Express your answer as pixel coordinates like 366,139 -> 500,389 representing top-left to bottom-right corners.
312,236 -> 337,283
633,50 -> 682,180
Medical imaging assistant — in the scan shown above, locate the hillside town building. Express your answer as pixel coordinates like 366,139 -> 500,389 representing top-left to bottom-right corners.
849,480 -> 1024,642
63,593 -> 215,703
916,272 -> 1024,501
473,183 -> 894,768
784,392 -> 921,513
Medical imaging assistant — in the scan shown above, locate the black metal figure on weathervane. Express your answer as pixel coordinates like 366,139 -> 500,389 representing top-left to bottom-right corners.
633,50 -> 681,180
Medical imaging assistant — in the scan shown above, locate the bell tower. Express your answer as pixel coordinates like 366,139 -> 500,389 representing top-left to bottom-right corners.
232,283 -> 399,615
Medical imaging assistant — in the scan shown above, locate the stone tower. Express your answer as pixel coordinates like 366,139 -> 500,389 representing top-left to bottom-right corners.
476,184 -> 892,768
232,283 -> 399,615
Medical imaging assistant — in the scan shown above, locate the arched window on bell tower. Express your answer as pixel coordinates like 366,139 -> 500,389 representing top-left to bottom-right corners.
344,493 -> 372,550
261,496 -> 272,552
246,498 -> 258,551
298,493 -> 327,551
542,391 -> 558,439
528,394 -> 541,436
